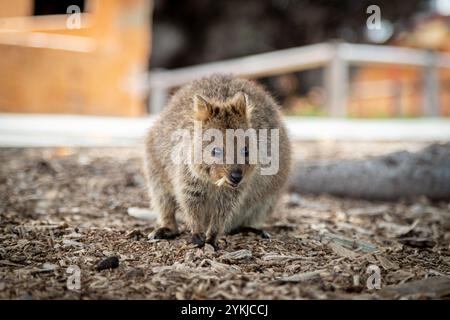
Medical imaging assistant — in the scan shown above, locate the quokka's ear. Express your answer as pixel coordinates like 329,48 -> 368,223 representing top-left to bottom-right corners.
231,92 -> 254,120
193,94 -> 212,121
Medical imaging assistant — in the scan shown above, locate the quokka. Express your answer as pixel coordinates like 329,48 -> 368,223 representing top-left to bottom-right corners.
145,74 -> 291,248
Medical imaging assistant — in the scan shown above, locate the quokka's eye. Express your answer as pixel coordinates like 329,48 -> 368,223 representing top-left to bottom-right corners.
212,147 -> 223,157
240,146 -> 249,157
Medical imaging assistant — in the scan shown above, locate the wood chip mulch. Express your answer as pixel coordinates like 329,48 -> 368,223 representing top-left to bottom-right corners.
0,142 -> 449,299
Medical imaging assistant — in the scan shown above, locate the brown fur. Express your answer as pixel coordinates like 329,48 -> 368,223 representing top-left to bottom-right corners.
145,74 -> 291,247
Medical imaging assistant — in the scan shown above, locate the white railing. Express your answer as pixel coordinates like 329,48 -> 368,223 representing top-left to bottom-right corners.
146,42 -> 450,117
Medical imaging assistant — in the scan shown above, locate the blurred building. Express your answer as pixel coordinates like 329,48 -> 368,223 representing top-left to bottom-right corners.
0,0 -> 152,116
1,0 -> 448,118
348,14 -> 450,117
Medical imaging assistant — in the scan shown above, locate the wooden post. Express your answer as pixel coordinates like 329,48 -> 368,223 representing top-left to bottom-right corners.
149,85 -> 167,114
148,69 -> 169,114
422,51 -> 440,117
392,79 -> 402,117
325,43 -> 348,117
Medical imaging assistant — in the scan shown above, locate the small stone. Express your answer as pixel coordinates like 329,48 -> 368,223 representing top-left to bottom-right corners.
64,232 -> 83,239
63,239 -> 85,248
220,249 -> 252,262
96,256 -> 120,271
204,244 -> 215,253
124,268 -> 144,279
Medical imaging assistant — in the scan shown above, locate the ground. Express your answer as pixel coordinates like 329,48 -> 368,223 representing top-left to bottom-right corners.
0,141 -> 449,299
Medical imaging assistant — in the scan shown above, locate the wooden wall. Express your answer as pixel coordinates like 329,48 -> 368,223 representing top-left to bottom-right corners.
0,0 -> 152,116
0,0 -> 32,18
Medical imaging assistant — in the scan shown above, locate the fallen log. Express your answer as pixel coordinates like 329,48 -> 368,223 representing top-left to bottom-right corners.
288,143 -> 450,201
377,276 -> 450,299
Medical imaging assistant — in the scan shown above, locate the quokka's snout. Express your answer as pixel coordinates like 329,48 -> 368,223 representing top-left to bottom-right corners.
215,166 -> 246,189
229,168 -> 242,185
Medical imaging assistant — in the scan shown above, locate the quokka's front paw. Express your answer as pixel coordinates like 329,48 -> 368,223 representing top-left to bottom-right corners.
191,233 -> 206,247
150,227 -> 179,240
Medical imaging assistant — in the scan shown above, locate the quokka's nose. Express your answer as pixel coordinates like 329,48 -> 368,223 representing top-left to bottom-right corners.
229,169 -> 243,184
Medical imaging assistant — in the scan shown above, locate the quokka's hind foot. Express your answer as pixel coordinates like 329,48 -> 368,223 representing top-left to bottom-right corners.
205,234 -> 219,250
190,233 -> 220,250
191,233 -> 206,247
229,226 -> 271,239
150,227 -> 179,240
